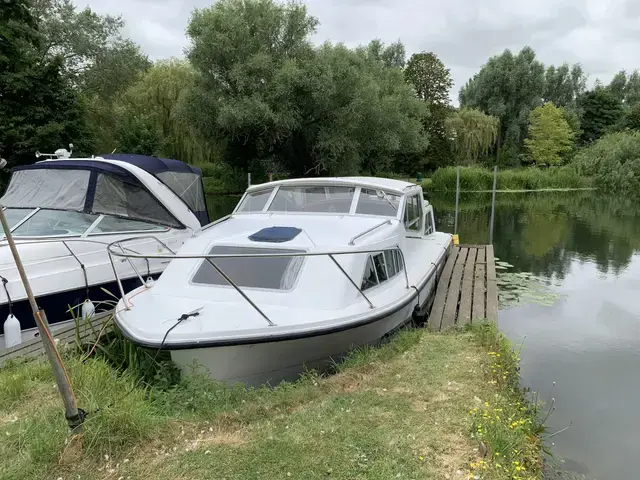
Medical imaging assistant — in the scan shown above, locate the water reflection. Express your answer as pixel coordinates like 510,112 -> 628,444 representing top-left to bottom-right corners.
431,191 -> 640,278
431,191 -> 640,480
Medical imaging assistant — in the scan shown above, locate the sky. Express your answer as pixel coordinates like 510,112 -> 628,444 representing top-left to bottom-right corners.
73,0 -> 639,102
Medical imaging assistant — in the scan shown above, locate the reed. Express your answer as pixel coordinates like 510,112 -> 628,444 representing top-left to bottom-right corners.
428,166 -> 592,192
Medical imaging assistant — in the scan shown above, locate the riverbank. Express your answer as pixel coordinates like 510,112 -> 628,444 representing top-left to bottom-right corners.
0,323 -> 542,480
428,166 -> 593,192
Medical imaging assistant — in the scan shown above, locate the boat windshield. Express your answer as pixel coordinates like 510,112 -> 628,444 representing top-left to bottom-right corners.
6,209 -> 166,237
0,208 -> 37,234
268,186 -> 355,213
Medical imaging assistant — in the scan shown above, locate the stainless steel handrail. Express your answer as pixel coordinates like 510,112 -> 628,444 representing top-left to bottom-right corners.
348,219 -> 392,246
107,236 -> 413,326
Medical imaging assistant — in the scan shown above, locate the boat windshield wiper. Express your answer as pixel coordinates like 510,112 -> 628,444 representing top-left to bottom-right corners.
377,190 -> 398,211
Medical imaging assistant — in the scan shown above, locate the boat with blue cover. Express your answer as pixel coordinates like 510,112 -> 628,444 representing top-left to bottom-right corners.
0,150 -> 208,348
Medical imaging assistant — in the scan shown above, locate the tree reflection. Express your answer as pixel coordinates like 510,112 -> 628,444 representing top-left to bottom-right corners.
430,191 -> 640,279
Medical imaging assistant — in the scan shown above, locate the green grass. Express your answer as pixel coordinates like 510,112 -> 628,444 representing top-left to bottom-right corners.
429,166 -> 593,192
0,325 -> 542,480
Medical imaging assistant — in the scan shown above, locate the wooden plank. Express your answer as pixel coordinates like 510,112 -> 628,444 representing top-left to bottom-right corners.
457,248 -> 477,326
441,248 -> 468,329
485,245 -> 498,321
472,248 -> 486,322
0,313 -> 111,366
428,246 -> 459,330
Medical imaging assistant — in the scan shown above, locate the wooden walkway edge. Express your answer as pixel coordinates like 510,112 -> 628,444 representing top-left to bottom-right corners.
0,312 -> 111,366
428,245 -> 498,330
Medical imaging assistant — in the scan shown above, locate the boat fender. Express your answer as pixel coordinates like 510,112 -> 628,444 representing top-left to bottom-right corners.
412,304 -> 427,327
82,299 -> 96,320
145,276 -> 155,288
4,314 -> 22,348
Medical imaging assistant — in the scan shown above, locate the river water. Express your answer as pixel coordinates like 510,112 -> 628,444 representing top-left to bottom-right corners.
207,191 -> 639,480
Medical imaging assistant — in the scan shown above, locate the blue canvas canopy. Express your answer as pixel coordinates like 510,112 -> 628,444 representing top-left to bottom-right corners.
101,154 -> 209,226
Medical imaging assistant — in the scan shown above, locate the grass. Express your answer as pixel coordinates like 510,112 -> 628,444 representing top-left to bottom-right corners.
429,166 -> 593,192
0,324 -> 543,480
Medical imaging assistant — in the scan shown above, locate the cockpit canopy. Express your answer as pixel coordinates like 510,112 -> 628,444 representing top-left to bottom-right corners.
0,155 -> 209,237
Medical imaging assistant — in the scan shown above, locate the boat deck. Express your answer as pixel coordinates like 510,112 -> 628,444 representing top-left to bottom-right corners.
0,313 -> 110,366
428,245 -> 498,330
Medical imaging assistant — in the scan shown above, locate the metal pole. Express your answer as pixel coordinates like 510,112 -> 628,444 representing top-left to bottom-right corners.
0,207 -> 82,432
248,172 -> 251,188
454,166 -> 460,234
489,165 -> 498,245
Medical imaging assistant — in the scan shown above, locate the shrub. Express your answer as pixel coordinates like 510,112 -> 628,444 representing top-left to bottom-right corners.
573,131 -> 640,194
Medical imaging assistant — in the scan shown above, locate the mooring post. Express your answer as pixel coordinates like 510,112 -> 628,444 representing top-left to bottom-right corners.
489,165 -> 498,245
454,166 -> 460,234
0,207 -> 83,432
247,172 -> 251,188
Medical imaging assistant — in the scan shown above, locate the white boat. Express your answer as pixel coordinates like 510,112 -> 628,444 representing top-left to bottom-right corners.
0,150 -> 208,348
112,177 -> 452,386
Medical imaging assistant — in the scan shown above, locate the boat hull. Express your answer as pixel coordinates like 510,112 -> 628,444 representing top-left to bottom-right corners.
170,256 -> 445,387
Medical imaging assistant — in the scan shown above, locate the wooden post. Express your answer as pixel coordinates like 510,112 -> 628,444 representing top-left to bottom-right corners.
268,172 -> 273,182
489,165 -> 498,245
0,207 -> 83,432
454,166 -> 460,234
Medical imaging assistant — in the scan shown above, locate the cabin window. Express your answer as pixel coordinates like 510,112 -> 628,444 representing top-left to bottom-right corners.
355,189 -> 400,216
192,246 -> 305,290
12,209 -> 99,237
268,186 -> 355,213
90,216 -> 166,234
424,210 -> 434,235
237,189 -> 273,212
403,195 -> 423,232
360,250 -> 404,291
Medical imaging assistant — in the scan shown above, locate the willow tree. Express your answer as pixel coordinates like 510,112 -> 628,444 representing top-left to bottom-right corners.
445,108 -> 499,163
116,59 -> 220,163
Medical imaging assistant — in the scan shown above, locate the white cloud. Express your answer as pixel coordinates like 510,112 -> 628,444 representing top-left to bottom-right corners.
72,0 -> 640,101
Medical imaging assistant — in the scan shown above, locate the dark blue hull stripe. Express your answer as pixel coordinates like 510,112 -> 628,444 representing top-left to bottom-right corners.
0,276 -> 149,335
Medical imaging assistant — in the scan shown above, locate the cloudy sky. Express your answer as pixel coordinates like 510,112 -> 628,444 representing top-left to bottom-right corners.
73,0 -> 638,102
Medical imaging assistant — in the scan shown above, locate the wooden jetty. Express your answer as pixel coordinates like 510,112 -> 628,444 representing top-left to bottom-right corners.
429,244 -> 498,330
0,313 -> 110,366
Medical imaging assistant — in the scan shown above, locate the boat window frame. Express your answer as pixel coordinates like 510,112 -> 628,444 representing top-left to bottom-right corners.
188,244 -> 308,293
234,184 -> 410,221
403,193 -> 423,233
3,208 -> 171,240
360,249 -> 405,292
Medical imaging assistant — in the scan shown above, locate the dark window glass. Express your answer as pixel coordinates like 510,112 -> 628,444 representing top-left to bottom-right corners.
373,253 -> 388,282
361,256 -> 378,290
192,246 -> 304,290
384,250 -> 397,277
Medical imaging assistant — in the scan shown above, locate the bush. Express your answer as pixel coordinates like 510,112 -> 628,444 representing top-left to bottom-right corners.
428,166 -> 591,192
573,131 -> 640,194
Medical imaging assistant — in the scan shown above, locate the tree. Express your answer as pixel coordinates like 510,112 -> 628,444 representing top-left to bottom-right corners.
543,63 -> 587,107
182,0 -> 427,176
0,0 -> 92,167
459,47 -> 545,161
524,102 -> 574,166
404,52 -> 453,170
607,70 -> 640,106
117,59 -> 220,163
29,0 -> 151,152
625,104 -> 640,131
404,52 -> 453,105
445,108 -> 499,164
578,87 -> 623,144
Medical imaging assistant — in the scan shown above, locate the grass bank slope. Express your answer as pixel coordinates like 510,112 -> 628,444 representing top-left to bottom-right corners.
0,325 -> 541,480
